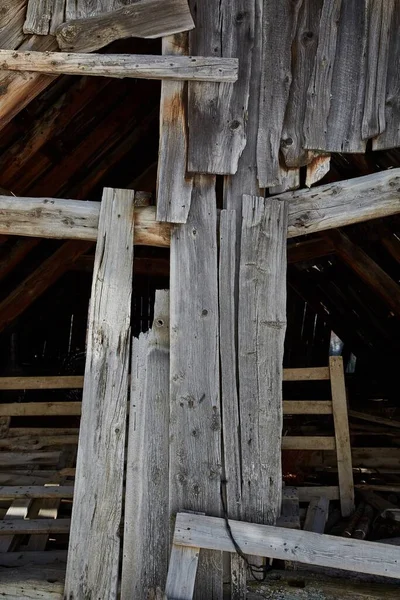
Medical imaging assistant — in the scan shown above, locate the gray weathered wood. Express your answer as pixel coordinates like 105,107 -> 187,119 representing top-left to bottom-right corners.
0,564 -> 64,599
297,486 -> 339,502
257,0 -> 301,187
372,4 -> 400,150
170,176 -> 223,599
239,196 -> 288,525
24,0 -> 65,35
219,210 -> 246,599
362,0 -> 394,139
173,512 -> 400,579
303,496 -> 329,533
0,519 -> 70,535
121,291 -> 170,600
187,0 -> 255,174
329,356 -> 355,517
64,188 -> 134,600
0,486 -> 73,500
156,34 -> 193,223
57,0 -> 194,52
305,155 -> 331,187
65,0 -> 132,20
165,544 -> 200,600
0,50 -> 238,82
304,0 -> 368,153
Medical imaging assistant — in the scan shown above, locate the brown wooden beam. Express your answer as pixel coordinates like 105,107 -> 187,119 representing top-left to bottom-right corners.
287,237 -> 335,263
0,238 -> 40,283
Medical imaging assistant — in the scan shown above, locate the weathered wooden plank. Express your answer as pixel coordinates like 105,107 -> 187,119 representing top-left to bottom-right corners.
239,196 -> 287,525
0,564 -> 64,599
304,0 -> 368,153
269,165 -> 300,196
165,544 -> 200,600
329,356 -> 354,517
0,50 -> 239,82
170,176 -> 223,599
305,155 -> 331,187
57,0 -> 194,52
280,0 -> 324,168
219,210 -> 246,599
0,197 -> 170,246
373,5 -> 400,149
306,448 -> 400,470
0,375 -> 83,390
0,1 -> 27,49
64,188 -> 134,600
0,403 -> 81,417
0,452 -> 61,467
0,498 -> 32,552
0,550 -> 67,567
0,435 -> 78,451
187,0 -> 255,174
297,486 -> 340,502
24,0 -> 65,35
256,0 -> 301,187
362,0 -> 395,140
283,367 -> 330,381
0,484 -> 72,500
173,512 -> 400,578
156,34 -> 193,223
283,401 -> 333,414
0,519 -> 70,535
303,496 -> 329,533
282,437 -> 336,451
121,291 -> 170,600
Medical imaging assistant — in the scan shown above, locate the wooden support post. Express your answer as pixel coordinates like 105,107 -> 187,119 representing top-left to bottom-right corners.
239,196 -> 288,525
169,176 -> 223,599
64,188 -> 134,600
329,356 -> 355,517
121,291 -> 170,600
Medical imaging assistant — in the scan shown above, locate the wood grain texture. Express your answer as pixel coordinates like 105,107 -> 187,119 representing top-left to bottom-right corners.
283,400 -> 333,414
329,356 -> 355,517
64,188 -> 134,600
156,33 -> 193,223
169,176 -> 223,599
297,486 -> 340,502
121,291 -> 170,600
24,0 -> 66,35
165,544 -> 200,600
303,497 -> 329,533
173,512 -> 400,579
0,375 -> 82,389
0,519 -> 70,535
0,403 -> 81,416
219,210 -> 246,599
257,0 -> 301,187
239,196 -> 288,525
0,50 -> 239,82
282,437 -> 336,451
372,4 -> 400,150
280,0 -> 323,168
65,0 -> 128,20
0,487 -> 73,500
362,0 -> 394,139
57,0 -> 194,52
187,0 -> 255,174
304,0 -> 368,153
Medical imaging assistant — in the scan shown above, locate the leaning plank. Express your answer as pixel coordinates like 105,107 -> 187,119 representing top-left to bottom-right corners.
0,487 -> 74,500
64,188 -> 134,600
173,512 -> 400,579
303,496 -> 329,534
156,34 -> 193,223
329,356 -> 354,517
121,291 -> 170,600
0,519 -> 70,535
0,376 -> 83,390
0,51 -> 238,82
0,197 -> 170,246
56,0 -> 194,52
239,196 -> 288,525
0,402 -> 81,417
219,210 -> 246,599
169,176 -> 223,599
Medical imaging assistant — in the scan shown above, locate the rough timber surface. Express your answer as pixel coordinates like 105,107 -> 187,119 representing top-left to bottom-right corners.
238,196 -> 288,525
157,33 -> 193,223
56,0 -> 195,52
187,0 -> 255,174
169,176 -> 222,599
64,188 -> 134,600
121,291 -> 170,600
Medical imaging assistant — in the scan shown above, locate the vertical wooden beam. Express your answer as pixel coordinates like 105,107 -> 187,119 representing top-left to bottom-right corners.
64,188 -> 134,600
219,210 -> 246,599
170,176 -> 223,599
329,355 -> 355,517
238,196 -> 288,525
157,33 -> 193,223
121,291 -> 170,600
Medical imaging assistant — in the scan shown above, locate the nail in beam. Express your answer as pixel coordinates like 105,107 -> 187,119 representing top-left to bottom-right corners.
0,169 -> 399,245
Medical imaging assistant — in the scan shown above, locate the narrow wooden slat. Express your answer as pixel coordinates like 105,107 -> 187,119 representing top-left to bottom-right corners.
65,188 -> 134,600
283,367 -> 330,381
121,291 -> 170,600
219,210 -> 246,598
56,0 -> 195,52
0,435 -> 78,451
165,544 -> 200,600
0,550 -> 67,567
0,376 -> 83,390
349,410 -> 400,429
239,196 -> 287,525
297,486 -> 339,502
0,487 -> 74,500
187,0 -> 255,175
0,51 -> 239,82
283,401 -> 333,414
173,512 -> 400,578
329,356 -> 355,517
0,452 -> 61,467
303,496 -> 329,533
169,176 -> 223,599
156,34 -> 193,223
0,403 -> 81,417
256,0 -> 301,187
282,437 -> 336,451
0,519 -> 70,535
